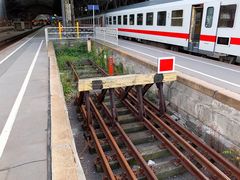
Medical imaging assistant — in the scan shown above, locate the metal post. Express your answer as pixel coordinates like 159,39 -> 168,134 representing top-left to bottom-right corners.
109,88 -> 118,126
76,21 -> 80,39
70,0 -> 75,27
93,6 -> 95,29
85,92 -> 92,128
142,84 -> 153,96
98,89 -> 107,103
116,28 -> 119,46
156,82 -> 166,115
58,22 -> 62,40
136,85 -> 144,121
104,28 -> 106,43
45,28 -> 48,47
61,0 -> 66,27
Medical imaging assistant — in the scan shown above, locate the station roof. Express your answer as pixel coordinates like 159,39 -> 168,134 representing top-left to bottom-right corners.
106,0 -> 183,13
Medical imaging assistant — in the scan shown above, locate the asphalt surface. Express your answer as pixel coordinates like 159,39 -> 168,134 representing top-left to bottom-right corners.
0,29 -> 48,180
118,39 -> 240,94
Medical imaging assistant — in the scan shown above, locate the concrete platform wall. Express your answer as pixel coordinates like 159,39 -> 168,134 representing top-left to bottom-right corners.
94,42 -> 240,154
48,41 -> 86,180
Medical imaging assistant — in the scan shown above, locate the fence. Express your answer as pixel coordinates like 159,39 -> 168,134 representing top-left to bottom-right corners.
95,27 -> 118,46
45,26 -> 118,47
45,26 -> 94,46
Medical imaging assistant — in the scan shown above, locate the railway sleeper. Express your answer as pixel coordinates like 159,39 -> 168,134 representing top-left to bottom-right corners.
89,116 -> 146,131
80,73 -> 103,79
78,69 -> 100,75
110,158 -> 186,180
97,130 -> 155,151
95,142 -> 171,171
95,122 -> 147,139
99,158 -> 186,180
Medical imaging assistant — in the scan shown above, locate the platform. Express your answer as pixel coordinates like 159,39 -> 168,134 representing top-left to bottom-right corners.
98,39 -> 240,94
0,27 -> 86,180
0,28 -> 49,179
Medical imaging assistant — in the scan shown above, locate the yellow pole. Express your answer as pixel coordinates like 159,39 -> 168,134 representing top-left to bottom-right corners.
58,22 -> 62,40
76,21 -> 80,39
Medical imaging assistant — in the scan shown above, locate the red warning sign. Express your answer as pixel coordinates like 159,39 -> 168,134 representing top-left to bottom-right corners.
157,57 -> 175,74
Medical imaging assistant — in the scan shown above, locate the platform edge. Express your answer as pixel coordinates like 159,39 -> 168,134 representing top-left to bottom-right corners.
48,41 -> 86,180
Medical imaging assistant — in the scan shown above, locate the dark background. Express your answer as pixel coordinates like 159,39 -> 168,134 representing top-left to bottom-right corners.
5,0 -> 145,20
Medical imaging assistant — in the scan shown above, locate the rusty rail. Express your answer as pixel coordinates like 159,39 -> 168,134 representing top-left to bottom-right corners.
67,61 -> 79,81
80,106 -> 116,179
89,98 -> 137,179
115,89 -> 209,179
144,97 -> 240,179
100,101 -> 158,180
124,89 -> 238,179
68,59 -> 240,179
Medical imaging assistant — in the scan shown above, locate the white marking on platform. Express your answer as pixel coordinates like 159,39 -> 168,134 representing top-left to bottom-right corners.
120,45 -> 157,59
121,40 -> 240,73
119,44 -> 240,89
0,40 -> 43,158
0,32 -> 39,65
176,64 -> 240,88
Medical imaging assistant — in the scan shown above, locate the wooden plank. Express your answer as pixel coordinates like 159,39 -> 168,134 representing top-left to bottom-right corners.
78,73 -> 177,92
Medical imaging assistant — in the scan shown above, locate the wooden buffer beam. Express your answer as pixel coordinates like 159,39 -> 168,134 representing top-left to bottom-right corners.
78,73 -> 176,92
77,73 -> 176,179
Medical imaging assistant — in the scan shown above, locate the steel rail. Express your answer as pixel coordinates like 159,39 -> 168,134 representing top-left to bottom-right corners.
89,98 -> 137,179
89,60 -> 108,76
101,102 -> 158,180
67,62 -> 79,81
143,97 -> 240,179
81,106 -> 116,180
125,91 -> 231,179
89,125 -> 117,180
69,59 -> 239,178
114,90 -> 209,179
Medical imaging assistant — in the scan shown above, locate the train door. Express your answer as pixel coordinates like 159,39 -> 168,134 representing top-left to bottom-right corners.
188,4 -> 204,52
199,1 -> 220,53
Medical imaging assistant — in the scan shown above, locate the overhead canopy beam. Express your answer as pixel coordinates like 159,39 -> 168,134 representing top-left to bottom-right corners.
78,73 -> 177,92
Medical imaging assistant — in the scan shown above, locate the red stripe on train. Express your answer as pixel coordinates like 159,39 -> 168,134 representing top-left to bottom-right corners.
230,38 -> 240,45
118,28 -> 189,39
118,28 -> 240,45
199,35 -> 216,42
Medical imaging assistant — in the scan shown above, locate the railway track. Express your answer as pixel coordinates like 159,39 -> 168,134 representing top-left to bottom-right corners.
0,26 -> 42,51
67,59 -> 240,179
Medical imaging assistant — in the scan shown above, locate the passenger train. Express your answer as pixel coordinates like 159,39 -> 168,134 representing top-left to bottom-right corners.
79,0 -> 240,64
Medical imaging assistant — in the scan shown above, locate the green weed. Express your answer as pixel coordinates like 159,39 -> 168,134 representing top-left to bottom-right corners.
222,149 -> 240,167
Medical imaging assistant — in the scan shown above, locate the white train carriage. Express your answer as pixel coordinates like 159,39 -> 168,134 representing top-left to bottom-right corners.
80,0 -> 240,63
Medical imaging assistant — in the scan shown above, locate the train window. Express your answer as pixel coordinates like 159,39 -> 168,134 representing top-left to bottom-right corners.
205,7 -> 214,28
171,10 -> 183,26
109,16 -> 112,25
123,15 -> 128,25
137,13 -> 143,25
113,16 -> 116,25
218,4 -> 236,28
118,16 -> 122,25
130,14 -> 135,25
146,12 -> 154,25
105,17 -> 108,25
217,37 -> 229,45
157,11 -> 166,26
